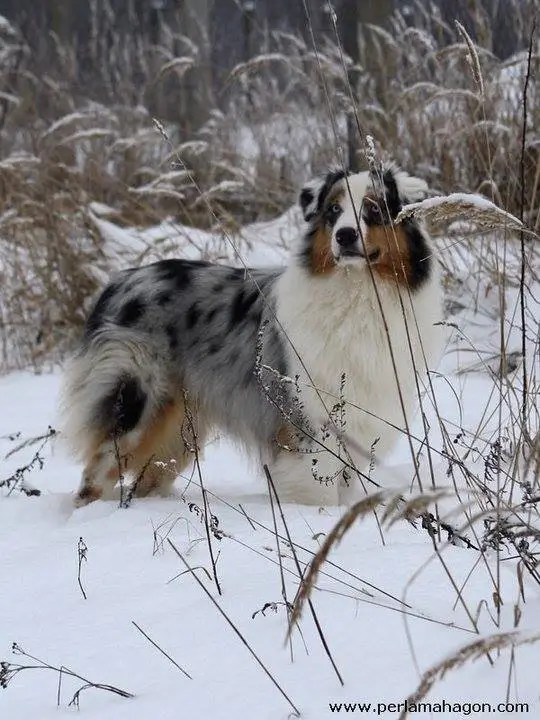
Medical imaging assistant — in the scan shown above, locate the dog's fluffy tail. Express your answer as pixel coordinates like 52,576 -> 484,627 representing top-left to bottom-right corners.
59,327 -> 167,462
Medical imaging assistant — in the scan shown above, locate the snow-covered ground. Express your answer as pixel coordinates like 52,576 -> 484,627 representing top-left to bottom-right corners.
1,224 -> 539,719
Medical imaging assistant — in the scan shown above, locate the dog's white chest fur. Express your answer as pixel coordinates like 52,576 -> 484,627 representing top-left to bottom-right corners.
273,264 -> 442,501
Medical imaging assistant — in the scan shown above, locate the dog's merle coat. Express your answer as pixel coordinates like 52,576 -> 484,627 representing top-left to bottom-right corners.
84,261 -> 288,448
61,163 -> 443,506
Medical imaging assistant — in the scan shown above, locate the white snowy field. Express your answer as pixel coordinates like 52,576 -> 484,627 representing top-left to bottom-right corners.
1,229 -> 539,719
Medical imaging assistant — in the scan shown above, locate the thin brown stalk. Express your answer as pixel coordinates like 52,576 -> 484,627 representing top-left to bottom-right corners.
1,643 -> 133,706
167,540 -> 300,717
76,537 -> 88,601
264,465 -> 344,686
288,490 -> 389,636
238,503 -> 257,530
266,472 -> 295,662
131,621 -> 192,680
183,392 -> 222,595
518,20 -> 536,437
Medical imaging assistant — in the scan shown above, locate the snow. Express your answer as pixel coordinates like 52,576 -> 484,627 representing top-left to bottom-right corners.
88,206 -> 298,272
397,193 -> 523,229
1,228 -> 539,719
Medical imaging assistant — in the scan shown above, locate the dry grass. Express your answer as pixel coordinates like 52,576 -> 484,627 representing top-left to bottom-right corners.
398,631 -> 540,719
0,2 -> 538,369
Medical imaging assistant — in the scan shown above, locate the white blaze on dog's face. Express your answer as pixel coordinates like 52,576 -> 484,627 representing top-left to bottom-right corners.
329,172 -> 375,264
298,165 -> 431,290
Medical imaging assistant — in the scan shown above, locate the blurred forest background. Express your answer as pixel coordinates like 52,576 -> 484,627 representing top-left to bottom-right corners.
0,0 -> 537,368
0,1 -> 531,128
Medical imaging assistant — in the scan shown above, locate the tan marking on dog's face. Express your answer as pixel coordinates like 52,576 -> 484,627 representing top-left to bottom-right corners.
310,225 -> 336,275
309,186 -> 345,276
363,221 -> 413,287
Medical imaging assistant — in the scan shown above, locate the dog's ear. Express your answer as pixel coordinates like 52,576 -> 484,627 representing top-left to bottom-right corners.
382,163 -> 428,207
299,168 -> 346,222
366,164 -> 428,223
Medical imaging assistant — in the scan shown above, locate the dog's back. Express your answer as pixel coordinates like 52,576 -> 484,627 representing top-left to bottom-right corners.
60,259 -> 289,504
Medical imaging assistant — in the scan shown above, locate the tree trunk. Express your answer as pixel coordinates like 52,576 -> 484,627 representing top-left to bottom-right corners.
329,0 -> 393,169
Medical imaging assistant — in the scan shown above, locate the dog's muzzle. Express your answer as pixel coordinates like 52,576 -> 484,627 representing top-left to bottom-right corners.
335,227 -> 380,261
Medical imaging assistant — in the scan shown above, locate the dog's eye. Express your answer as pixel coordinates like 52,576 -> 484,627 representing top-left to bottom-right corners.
325,203 -> 342,222
363,199 -> 384,225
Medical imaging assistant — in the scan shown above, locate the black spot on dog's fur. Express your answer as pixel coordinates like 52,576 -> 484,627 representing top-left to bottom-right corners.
154,259 -> 210,290
186,303 -> 199,330
230,289 -> 259,329
316,169 -> 347,214
157,291 -> 171,306
230,290 -> 246,327
299,187 -> 314,218
208,342 -> 221,355
381,168 -> 402,219
300,169 -> 347,222
166,323 -> 178,350
213,283 -> 225,294
155,260 -> 191,288
206,307 -> 218,323
402,220 -> 431,290
300,170 -> 346,222
227,268 -> 245,283
118,298 -> 145,327
85,282 -> 120,337
97,375 -> 147,437
244,290 -> 260,316
363,167 -> 404,227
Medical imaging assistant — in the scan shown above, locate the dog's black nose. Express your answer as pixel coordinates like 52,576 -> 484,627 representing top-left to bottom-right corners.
335,227 -> 358,247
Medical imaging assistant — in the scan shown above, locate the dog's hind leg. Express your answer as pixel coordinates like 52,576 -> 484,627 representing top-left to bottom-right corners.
129,398 -> 208,498
75,434 -> 133,507
74,399 -> 207,505
70,372 -> 150,507
73,395 -> 208,507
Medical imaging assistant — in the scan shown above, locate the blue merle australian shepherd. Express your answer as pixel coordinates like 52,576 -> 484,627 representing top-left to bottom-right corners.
61,163 -> 442,507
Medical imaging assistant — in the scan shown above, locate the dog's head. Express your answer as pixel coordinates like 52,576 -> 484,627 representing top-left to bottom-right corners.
298,164 -> 431,289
